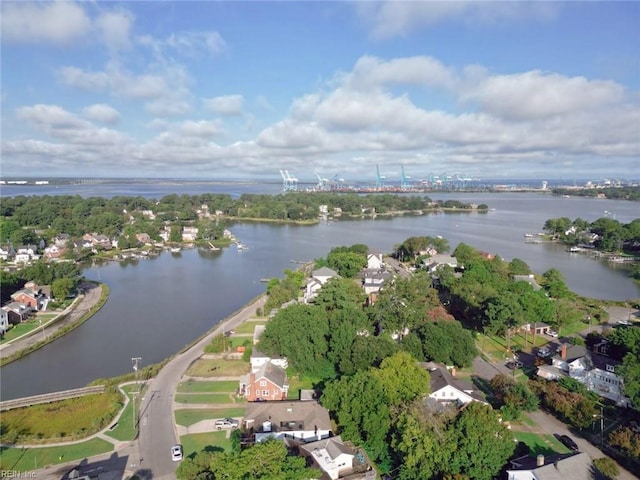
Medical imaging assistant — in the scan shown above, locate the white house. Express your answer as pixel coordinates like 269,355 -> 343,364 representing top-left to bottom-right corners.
182,226 -> 198,242
425,363 -> 487,406
0,309 -> 9,334
244,400 -> 332,443
507,452 -> 592,480
299,436 -> 356,480
366,253 -> 384,270
303,267 -> 339,303
362,269 -> 392,295
424,254 -> 458,273
249,349 -> 289,373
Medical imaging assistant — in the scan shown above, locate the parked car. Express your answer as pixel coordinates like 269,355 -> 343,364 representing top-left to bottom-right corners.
506,360 -> 524,370
171,444 -> 183,461
558,434 -> 579,452
547,330 -> 558,337
537,347 -> 551,357
215,417 -> 239,430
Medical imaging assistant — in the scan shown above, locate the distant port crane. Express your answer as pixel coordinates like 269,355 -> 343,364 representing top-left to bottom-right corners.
401,165 -> 412,190
375,164 -> 386,189
279,169 -> 299,191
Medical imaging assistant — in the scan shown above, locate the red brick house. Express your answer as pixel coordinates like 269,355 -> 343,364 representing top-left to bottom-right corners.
10,289 -> 39,309
243,362 -> 289,401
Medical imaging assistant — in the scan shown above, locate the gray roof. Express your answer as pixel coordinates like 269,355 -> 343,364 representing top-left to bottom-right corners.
513,274 -> 542,291
244,400 -> 332,433
299,435 -> 354,460
426,364 -> 486,403
553,344 -> 587,363
255,362 -> 288,388
312,266 -> 338,278
508,452 -> 595,480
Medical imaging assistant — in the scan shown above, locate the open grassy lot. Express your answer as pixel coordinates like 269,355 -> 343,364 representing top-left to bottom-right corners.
186,359 -> 250,377
177,381 -> 239,394
227,337 -> 252,350
287,374 -> 319,400
0,321 -> 41,344
513,431 -> 571,456
103,385 -> 142,442
233,321 -> 266,335
0,438 -> 113,471
175,394 -> 244,405
175,408 -> 246,427
180,431 -> 231,458
0,391 -> 123,444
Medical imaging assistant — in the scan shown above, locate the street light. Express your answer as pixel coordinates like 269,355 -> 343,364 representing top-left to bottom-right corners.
131,357 -> 142,429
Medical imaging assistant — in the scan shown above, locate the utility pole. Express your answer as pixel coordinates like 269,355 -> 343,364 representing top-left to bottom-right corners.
132,357 -> 142,429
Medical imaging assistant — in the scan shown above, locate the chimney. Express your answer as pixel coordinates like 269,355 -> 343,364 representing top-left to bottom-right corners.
561,344 -> 567,360
537,454 -> 545,467
451,367 -> 457,377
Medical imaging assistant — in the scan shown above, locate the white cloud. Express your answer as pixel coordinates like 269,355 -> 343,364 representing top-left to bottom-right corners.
17,104 -> 90,130
357,1 -> 558,39
203,95 -> 244,116
165,32 -> 227,56
1,0 -> 92,45
179,120 -> 224,138
82,104 -> 120,125
96,10 -> 134,53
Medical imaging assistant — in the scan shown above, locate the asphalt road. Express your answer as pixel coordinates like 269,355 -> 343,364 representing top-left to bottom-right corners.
135,295 -> 267,479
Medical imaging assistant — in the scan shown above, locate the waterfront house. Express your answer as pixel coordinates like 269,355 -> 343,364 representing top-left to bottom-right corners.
424,254 -> 458,273
243,400 -> 332,443
298,435 -> 377,480
135,233 -> 152,245
249,349 -> 289,372
44,244 -> 66,260
366,253 -> 384,270
182,226 -> 199,242
2,302 -> 32,325
0,309 -> 9,334
362,269 -> 392,295
303,267 -> 339,303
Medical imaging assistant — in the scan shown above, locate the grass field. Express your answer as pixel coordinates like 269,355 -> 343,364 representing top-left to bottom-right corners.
513,431 -> 571,456
177,380 -> 239,394
180,431 -> 231,458
175,408 -> 246,427
287,374 -> 318,400
103,385 -> 141,442
186,359 -> 250,377
0,391 -> 123,444
233,321 -> 266,335
0,321 -> 41,344
175,393 -> 243,405
0,438 -> 113,471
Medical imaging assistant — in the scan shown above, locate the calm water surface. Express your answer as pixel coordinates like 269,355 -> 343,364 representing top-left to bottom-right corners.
1,187 -> 638,400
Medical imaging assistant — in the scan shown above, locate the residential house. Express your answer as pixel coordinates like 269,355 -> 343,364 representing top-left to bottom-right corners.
82,234 -> 112,250
44,244 -> 66,260
303,267 -> 339,303
10,288 -> 39,310
141,210 -> 156,220
513,274 -> 542,292
424,363 -> 487,406
0,245 -> 16,261
135,233 -> 152,245
2,303 -> 32,325
366,253 -> 384,270
299,435 -> 376,480
524,322 -> 550,335
249,349 -> 289,372
241,362 -> 289,402
424,254 -> 458,273
418,247 -> 438,257
15,245 -> 39,263
53,233 -> 70,246
539,343 -> 630,406
182,226 -> 199,242
506,452 -> 594,480
0,309 -> 9,335
243,400 -> 332,443
362,269 -> 392,295
253,325 -> 266,345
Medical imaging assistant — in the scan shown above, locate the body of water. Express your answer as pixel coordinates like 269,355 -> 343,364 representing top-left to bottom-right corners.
1,184 -> 639,400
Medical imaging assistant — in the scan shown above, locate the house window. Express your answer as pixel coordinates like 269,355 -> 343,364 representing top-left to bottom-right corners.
274,390 -> 279,396
262,390 -> 269,396
255,390 -> 260,396
606,364 -> 615,372
260,380 -> 267,387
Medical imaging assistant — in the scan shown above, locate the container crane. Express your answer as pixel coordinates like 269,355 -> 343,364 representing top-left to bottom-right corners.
376,164 -> 386,189
401,165 -> 412,190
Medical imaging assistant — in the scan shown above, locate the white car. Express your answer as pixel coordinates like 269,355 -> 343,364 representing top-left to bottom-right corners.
215,417 -> 239,430
171,444 -> 183,462
547,330 -> 558,337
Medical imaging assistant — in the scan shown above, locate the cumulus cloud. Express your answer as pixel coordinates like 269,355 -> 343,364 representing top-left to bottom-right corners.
96,10 -> 134,53
82,104 -> 120,125
356,1 -> 558,39
1,0 -> 92,45
203,95 -> 244,116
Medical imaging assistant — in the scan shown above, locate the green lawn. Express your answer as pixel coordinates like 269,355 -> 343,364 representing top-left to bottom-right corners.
513,431 -> 571,456
233,321 -> 266,335
180,431 -> 231,458
0,438 -> 113,471
287,374 -> 319,400
0,321 -> 41,344
177,381 -> 239,394
186,359 -> 250,377
175,394 -> 244,405
175,408 -> 246,427
103,385 -> 142,442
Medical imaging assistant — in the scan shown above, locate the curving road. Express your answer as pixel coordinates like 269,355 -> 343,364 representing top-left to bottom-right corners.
136,295 -> 267,479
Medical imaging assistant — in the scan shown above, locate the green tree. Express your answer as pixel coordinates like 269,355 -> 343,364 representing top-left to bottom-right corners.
313,277 -> 365,311
593,457 -> 620,479
541,268 -> 572,299
51,277 -> 75,300
373,351 -> 431,408
327,251 -> 367,277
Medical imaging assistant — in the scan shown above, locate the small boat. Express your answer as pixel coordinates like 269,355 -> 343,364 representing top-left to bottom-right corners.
170,247 -> 181,253
524,233 -> 534,238
236,243 -> 248,250
568,246 -> 580,253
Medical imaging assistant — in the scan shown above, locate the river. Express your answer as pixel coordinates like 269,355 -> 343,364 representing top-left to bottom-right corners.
1,184 -> 639,400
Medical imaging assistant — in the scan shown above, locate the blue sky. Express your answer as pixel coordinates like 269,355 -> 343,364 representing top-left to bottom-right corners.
1,1 -> 639,182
